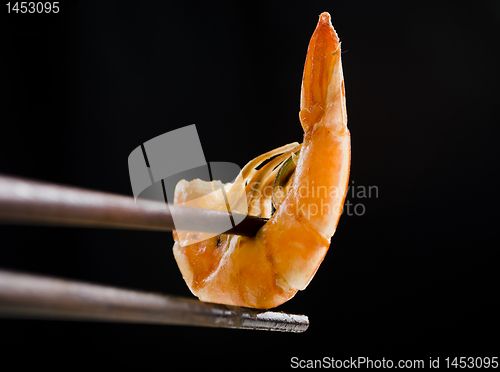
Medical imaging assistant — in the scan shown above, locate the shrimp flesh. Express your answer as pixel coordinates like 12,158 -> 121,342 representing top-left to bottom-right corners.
172,12 -> 350,309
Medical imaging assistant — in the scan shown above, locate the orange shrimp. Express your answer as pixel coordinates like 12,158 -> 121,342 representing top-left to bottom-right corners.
172,12 -> 350,309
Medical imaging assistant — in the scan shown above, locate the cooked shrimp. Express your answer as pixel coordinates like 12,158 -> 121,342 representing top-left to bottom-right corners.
172,12 -> 350,309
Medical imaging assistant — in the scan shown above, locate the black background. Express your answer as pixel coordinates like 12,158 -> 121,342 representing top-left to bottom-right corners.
1,0 -> 499,368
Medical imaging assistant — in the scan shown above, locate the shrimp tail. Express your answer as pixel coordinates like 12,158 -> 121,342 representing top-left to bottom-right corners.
266,11 -> 350,292
300,12 -> 347,135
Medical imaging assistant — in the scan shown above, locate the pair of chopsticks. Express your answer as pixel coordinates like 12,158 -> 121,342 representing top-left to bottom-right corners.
0,174 -> 308,332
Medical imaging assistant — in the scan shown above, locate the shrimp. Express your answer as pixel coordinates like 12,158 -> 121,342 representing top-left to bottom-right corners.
172,12 -> 350,309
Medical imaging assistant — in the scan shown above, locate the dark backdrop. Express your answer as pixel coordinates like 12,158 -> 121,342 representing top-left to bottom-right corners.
1,1 -> 499,368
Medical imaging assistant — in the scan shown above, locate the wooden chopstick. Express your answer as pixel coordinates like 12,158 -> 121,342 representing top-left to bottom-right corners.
0,270 -> 308,332
0,174 -> 266,237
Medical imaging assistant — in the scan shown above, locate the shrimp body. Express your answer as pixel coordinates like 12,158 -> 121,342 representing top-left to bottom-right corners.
173,13 -> 350,309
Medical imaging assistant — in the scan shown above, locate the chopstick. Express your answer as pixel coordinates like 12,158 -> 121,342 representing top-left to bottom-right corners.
0,174 -> 266,237
0,270 -> 308,332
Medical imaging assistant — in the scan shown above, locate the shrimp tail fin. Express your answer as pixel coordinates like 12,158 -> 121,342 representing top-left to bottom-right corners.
299,12 -> 347,135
